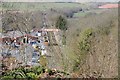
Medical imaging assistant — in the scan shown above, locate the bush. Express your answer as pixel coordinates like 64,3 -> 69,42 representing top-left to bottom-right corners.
26,72 -> 37,79
1,69 -> 27,79
39,56 -> 47,67
12,70 -> 26,78
32,66 -> 45,75
79,28 -> 93,52
62,34 -> 66,45
64,12 -> 74,18
1,76 -> 14,79
73,28 -> 93,71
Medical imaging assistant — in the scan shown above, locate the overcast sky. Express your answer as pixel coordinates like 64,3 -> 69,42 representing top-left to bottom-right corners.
2,0 -> 119,2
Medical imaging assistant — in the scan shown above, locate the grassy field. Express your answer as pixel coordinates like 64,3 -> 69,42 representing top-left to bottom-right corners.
73,8 -> 110,18
1,2 -> 85,11
73,12 -> 89,18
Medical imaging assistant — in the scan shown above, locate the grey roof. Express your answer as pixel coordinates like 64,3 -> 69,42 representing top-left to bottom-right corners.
7,31 -> 26,38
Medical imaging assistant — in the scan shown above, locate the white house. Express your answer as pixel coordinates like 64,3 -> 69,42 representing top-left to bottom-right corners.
41,50 -> 47,55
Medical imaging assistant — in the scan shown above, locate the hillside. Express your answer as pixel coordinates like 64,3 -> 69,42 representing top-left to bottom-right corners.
62,8 -> 118,78
0,2 -> 118,78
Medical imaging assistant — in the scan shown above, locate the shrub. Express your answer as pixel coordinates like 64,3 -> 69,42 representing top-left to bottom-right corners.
39,56 -> 47,67
62,34 -> 66,45
1,76 -> 14,79
26,72 -> 37,79
12,70 -> 26,78
73,28 -> 93,71
79,28 -> 93,53
33,66 -> 45,75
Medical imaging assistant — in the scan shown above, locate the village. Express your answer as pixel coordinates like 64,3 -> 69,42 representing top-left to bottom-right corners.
0,11 -> 60,71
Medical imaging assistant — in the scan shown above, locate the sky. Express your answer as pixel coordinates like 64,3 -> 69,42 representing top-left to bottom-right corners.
1,0 -> 119,2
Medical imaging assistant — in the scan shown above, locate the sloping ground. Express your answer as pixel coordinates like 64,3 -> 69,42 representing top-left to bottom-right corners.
1,3 -> 118,78
60,8 -> 118,78
78,26 -> 117,78
89,26 -> 118,78
71,18 -> 118,78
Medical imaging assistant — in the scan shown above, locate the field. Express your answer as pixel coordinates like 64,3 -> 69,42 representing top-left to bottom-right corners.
1,2 -> 85,11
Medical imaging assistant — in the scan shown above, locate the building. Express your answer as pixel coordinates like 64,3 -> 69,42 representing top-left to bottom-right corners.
41,50 -> 47,56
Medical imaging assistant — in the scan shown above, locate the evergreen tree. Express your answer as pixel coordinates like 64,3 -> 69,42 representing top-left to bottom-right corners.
56,15 -> 67,31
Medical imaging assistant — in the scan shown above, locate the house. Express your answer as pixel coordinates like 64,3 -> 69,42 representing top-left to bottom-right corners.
2,36 -> 12,45
38,31 -> 42,37
6,31 -> 25,45
41,49 -> 47,56
30,28 -> 42,36
44,40 -> 49,46
7,30 -> 25,38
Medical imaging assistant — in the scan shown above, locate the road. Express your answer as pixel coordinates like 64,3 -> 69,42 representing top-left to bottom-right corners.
46,32 -> 64,70
42,12 -> 64,70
